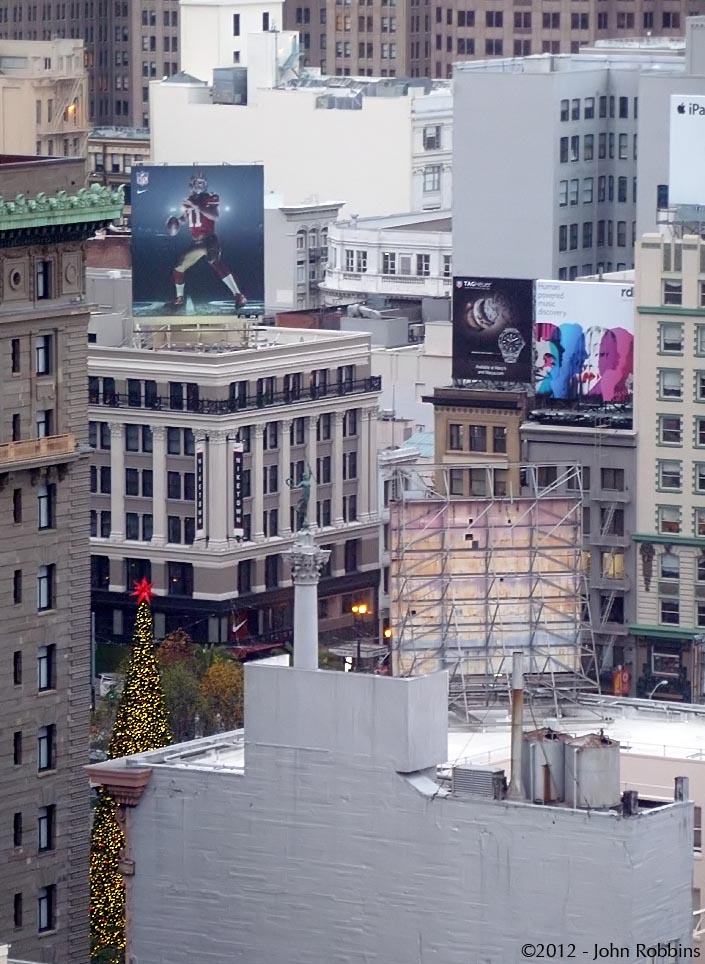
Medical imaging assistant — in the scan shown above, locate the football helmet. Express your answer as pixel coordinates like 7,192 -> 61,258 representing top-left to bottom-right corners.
189,171 -> 208,194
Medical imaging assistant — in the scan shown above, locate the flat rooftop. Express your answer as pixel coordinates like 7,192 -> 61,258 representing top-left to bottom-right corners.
334,210 -> 451,233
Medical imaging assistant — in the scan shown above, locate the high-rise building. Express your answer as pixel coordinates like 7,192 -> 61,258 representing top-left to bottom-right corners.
87,324 -> 382,648
0,156 -> 123,962
633,232 -> 705,703
285,0 -> 704,79
0,0 -> 181,127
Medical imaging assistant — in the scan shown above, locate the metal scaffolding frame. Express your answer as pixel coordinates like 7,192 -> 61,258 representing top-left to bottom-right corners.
389,461 -> 600,719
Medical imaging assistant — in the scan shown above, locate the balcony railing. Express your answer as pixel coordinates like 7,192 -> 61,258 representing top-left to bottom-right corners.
89,377 -> 382,415
0,433 -> 77,466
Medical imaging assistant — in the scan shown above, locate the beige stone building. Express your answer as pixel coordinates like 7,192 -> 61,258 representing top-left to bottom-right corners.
0,1 -> 181,127
633,233 -> 705,702
0,157 -> 123,961
0,39 -> 88,157
88,325 -> 382,649
286,0 -> 705,79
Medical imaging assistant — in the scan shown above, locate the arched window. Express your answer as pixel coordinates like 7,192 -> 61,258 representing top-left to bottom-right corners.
296,228 -> 307,251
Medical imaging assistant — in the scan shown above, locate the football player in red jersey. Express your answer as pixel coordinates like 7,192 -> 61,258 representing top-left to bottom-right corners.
167,172 -> 247,311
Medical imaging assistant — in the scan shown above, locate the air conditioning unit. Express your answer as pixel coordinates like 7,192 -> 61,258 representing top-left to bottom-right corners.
408,322 -> 425,344
379,408 -> 395,420
452,765 -> 506,798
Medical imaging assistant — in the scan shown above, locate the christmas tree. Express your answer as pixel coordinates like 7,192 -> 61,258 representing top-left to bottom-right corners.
89,579 -> 172,962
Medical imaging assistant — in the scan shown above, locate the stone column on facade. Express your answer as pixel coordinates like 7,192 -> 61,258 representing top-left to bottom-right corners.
253,424 -> 265,541
207,429 -> 230,551
287,528 -> 331,670
367,406 -> 379,520
306,415 -> 318,527
279,418 -> 292,537
108,421 -> 125,541
332,410 -> 344,526
151,425 -> 167,547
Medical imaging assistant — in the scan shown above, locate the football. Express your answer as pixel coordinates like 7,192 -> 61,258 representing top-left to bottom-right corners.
166,216 -> 181,237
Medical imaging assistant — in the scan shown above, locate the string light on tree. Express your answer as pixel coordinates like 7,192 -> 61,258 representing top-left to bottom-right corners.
90,579 -> 172,961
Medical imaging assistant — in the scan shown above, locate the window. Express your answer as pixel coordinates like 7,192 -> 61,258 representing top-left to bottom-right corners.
468,425 -> 487,452
660,322 -> 683,354
13,488 -> 22,524
11,338 -> 20,373
658,369 -> 682,400
658,505 -> 681,534
697,418 -> 705,448
569,179 -> 579,205
485,39 -> 503,55
583,135 -> 594,163
37,485 -> 55,530
559,225 -> 567,252
423,165 -> 441,193
317,499 -> 332,527
584,97 -> 594,119
486,10 -> 503,27
13,649 -> 22,684
559,181 -> 568,207
560,137 -> 569,164
167,562 -> 193,596
570,136 -> 579,162
264,554 -> 280,589
449,469 -> 464,496
659,415 -> 682,444
343,410 -> 358,437
343,494 -> 357,522
543,12 -> 559,28
36,409 -> 53,438
382,252 -> 396,275
37,725 -> 56,772
698,373 -> 705,403
618,133 -> 628,160
37,885 -> 56,932
262,11 -> 270,29
569,223 -> 578,251
232,12 -> 240,34
601,507 -> 624,536
423,125 -> 441,150
492,426 -> 507,454
14,812 -> 22,847
696,463 -> 705,494
664,281 -> 682,306
658,460 -> 681,491
37,645 -> 56,692
601,468 -> 624,491
38,806 -> 55,852
14,893 -> 22,928
344,539 -> 359,572
560,99 -> 569,122
660,598 -> 680,625
37,565 -> 54,612
660,552 -> 680,581
695,807 -> 703,853
35,335 -> 52,375
602,551 -> 625,580
582,222 -> 593,249
343,451 -> 358,480
416,254 -> 430,277
449,423 -> 463,450
663,11 -> 680,28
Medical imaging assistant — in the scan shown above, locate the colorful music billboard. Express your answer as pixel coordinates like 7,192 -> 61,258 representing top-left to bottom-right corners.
535,280 -> 634,402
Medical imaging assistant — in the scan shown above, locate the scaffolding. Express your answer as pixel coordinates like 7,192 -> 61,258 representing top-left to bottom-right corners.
389,461 -> 600,719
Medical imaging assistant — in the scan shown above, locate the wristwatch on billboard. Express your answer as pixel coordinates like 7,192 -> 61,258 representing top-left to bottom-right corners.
497,327 -> 525,364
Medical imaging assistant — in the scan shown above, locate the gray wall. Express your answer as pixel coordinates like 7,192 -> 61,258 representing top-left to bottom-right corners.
121,665 -> 693,964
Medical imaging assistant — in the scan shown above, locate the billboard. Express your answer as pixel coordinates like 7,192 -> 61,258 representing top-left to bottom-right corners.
390,495 -> 582,678
452,277 -> 533,382
131,165 -> 264,317
669,94 -> 705,207
535,280 -> 634,402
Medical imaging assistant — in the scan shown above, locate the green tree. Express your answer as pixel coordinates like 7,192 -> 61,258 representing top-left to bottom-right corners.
200,660 -> 245,731
161,661 -> 205,742
90,581 -> 172,962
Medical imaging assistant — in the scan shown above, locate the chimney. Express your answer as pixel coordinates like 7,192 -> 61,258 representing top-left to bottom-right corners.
287,529 -> 331,670
675,776 -> 690,802
507,651 -> 525,801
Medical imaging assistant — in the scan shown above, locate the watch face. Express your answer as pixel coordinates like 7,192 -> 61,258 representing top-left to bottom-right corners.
500,330 -> 524,353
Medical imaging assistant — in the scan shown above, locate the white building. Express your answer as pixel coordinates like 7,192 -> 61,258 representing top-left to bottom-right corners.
179,0 -> 285,82
453,32 -> 701,281
321,211 -> 453,305
87,658 -> 694,963
150,43 -> 452,218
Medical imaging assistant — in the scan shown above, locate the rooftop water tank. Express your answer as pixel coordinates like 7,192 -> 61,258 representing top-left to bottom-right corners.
564,732 -> 621,810
522,728 -> 570,804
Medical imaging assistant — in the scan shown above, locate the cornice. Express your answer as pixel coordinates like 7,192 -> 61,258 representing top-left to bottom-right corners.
0,183 -> 124,233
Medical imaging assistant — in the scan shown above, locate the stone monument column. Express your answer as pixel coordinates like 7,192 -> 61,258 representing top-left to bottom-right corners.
287,530 -> 331,670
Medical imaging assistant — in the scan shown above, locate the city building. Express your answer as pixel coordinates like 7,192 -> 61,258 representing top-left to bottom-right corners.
87,323 -> 382,648
87,127 -> 151,210
0,156 -> 123,962
285,0 -> 705,79
321,211 -> 453,307
0,39 -> 88,158
632,233 -> 705,702
150,42 -> 453,218
86,653 -> 694,962
0,0 -> 181,127
521,409 -> 637,691
452,30 -> 705,281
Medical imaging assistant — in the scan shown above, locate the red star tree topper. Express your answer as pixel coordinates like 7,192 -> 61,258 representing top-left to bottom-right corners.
130,577 -> 154,605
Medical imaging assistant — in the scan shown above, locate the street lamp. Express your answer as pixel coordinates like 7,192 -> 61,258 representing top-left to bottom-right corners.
648,679 -> 669,700
351,603 -> 370,672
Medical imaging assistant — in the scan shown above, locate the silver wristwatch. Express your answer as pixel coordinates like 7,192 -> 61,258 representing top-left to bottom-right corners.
497,327 -> 525,364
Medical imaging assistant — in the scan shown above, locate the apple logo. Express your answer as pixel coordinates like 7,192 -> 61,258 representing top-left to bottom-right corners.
678,102 -> 686,114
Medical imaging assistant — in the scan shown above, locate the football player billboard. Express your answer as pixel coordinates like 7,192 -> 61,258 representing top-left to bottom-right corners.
535,280 -> 634,402
131,165 -> 264,317
452,277 -> 533,382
